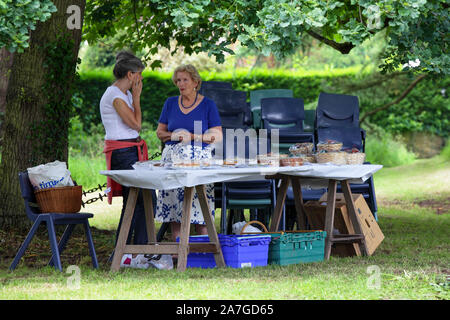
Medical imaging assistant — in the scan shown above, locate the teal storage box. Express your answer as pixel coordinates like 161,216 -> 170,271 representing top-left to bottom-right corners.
268,231 -> 326,265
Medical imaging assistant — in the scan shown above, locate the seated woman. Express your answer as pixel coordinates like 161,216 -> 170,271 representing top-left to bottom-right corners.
155,64 -> 222,243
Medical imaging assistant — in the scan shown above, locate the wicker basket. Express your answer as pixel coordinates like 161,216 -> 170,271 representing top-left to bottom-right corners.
289,143 -> 314,156
240,220 -> 269,234
346,152 -> 366,165
317,142 -> 343,152
315,152 -> 347,165
296,154 -> 316,163
280,157 -> 304,167
34,186 -> 82,213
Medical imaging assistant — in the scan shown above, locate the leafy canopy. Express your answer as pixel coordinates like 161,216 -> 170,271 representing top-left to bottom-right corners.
83,0 -> 449,74
0,0 -> 57,53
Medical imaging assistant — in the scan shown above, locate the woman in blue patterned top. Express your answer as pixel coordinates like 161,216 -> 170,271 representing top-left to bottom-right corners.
156,64 -> 222,242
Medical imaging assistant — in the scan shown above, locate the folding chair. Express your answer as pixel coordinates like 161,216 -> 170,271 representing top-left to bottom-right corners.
10,171 -> 98,272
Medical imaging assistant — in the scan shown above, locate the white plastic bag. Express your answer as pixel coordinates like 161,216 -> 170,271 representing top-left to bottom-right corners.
27,160 -> 74,191
232,221 -> 263,235
145,254 -> 174,270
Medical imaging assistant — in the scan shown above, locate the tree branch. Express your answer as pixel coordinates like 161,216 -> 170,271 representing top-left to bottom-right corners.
340,71 -> 405,93
306,30 -> 354,54
360,74 -> 428,124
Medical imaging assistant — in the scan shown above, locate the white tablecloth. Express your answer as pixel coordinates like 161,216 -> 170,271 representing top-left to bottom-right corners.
100,163 -> 382,190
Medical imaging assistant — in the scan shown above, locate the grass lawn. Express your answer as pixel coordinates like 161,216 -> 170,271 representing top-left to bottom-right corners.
0,156 -> 448,300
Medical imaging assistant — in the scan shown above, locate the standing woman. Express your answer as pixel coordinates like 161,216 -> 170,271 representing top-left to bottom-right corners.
156,64 -> 222,243
100,51 -> 156,267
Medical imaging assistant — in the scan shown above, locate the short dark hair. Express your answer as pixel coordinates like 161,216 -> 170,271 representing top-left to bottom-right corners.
113,51 -> 145,79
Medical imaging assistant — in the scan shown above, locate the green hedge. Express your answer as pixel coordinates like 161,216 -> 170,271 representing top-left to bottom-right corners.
75,68 -> 449,137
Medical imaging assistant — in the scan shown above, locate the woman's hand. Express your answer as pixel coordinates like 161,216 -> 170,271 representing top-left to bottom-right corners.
203,126 -> 222,144
171,129 -> 192,144
132,77 -> 142,100
202,132 -> 216,144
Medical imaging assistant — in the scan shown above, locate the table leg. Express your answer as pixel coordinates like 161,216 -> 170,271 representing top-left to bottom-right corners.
177,186 -> 194,272
142,189 -> 156,243
324,180 -> 337,260
341,180 -> 368,256
111,187 -> 139,271
291,177 -> 307,230
195,185 -> 225,267
269,177 -> 290,232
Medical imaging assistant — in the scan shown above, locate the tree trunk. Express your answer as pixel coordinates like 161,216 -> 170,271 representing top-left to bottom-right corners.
0,1 -> 86,229
0,48 -> 13,113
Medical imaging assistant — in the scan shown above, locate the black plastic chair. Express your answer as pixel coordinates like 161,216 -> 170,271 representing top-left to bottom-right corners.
316,92 -> 360,128
205,88 -> 248,129
315,92 -> 378,219
10,171 -> 98,272
198,81 -> 232,96
261,97 -> 314,154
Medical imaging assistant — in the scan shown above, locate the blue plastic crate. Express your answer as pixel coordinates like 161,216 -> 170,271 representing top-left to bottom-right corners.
181,234 -> 271,268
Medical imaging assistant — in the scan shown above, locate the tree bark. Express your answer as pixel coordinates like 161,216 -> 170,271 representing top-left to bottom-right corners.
0,1 -> 86,229
0,48 -> 13,113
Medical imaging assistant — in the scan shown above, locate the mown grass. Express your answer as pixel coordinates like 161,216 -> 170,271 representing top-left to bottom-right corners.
0,156 -> 448,300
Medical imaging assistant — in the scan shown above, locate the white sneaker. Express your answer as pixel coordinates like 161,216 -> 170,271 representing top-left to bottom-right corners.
120,254 -> 150,269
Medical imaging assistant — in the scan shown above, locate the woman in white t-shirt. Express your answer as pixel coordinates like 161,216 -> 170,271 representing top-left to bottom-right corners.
100,51 -> 156,268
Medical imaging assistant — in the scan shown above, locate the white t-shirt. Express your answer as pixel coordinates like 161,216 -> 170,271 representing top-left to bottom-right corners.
100,85 -> 139,140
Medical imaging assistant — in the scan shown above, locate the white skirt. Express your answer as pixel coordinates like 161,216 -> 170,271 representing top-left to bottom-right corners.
155,143 -> 215,225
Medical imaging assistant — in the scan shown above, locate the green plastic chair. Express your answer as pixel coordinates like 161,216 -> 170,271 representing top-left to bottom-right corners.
303,109 -> 316,133
250,89 -> 293,129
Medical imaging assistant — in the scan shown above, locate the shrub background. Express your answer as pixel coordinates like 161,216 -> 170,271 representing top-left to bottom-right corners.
75,68 -> 449,139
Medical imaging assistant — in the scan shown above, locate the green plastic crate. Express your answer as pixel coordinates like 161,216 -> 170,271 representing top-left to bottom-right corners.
268,231 -> 327,265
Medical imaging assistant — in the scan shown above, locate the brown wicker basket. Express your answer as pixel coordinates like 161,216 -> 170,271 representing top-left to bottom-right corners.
280,157 -> 304,167
317,142 -> 343,152
296,154 -> 316,163
346,152 -> 366,165
315,152 -> 347,165
34,186 -> 82,213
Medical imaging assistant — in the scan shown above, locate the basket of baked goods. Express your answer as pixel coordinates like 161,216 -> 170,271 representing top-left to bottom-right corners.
344,147 -> 366,165
315,150 -> 347,165
289,142 -> 314,155
316,140 -> 343,152
280,157 -> 304,167
289,143 -> 315,163
257,153 -> 282,167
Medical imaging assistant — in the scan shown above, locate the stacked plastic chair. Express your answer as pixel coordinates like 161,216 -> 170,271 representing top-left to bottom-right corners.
315,92 -> 378,219
250,89 -> 293,130
260,97 -> 314,154
219,132 -> 278,234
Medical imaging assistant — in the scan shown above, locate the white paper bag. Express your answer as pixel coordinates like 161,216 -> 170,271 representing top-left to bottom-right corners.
27,160 -> 74,190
